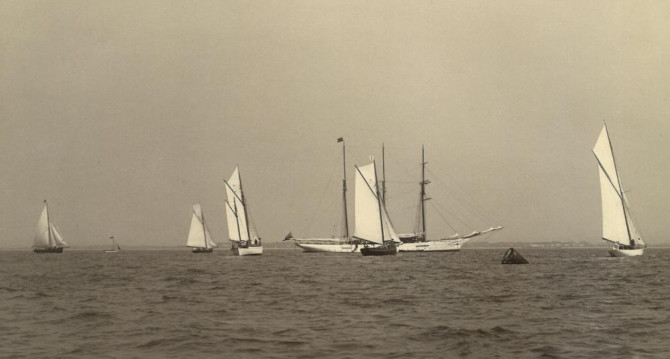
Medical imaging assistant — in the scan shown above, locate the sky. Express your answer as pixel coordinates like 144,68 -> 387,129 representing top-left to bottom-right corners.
2,0 -> 669,249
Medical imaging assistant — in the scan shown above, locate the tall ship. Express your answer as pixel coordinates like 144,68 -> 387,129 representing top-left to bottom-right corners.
33,200 -> 69,253
592,123 -> 646,257
355,157 -> 399,256
186,204 -> 217,253
224,166 -> 263,256
286,137 -> 363,252
398,147 -> 503,252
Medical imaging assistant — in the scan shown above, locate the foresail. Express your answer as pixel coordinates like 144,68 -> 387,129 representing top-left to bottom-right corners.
381,204 -> 400,242
33,204 -> 50,248
50,224 -> 68,247
623,192 -> 645,248
353,162 -> 384,244
204,223 -> 217,247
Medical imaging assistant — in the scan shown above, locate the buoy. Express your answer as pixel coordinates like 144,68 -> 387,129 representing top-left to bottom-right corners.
501,247 -> 528,264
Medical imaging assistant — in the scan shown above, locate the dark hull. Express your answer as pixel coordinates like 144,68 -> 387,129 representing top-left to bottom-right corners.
33,247 -> 64,253
361,245 -> 397,256
501,247 -> 528,264
191,248 -> 214,253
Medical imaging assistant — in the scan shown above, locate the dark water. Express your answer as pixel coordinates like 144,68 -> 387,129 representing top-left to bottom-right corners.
1,247 -> 669,358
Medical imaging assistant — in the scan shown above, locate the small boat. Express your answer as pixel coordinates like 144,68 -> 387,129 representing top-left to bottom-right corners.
224,166 -> 263,256
354,157 -> 399,256
593,123 -> 646,257
186,204 -> 217,253
33,200 -> 69,253
105,236 -> 121,253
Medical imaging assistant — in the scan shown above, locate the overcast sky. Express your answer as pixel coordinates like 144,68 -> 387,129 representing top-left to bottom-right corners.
2,1 -> 669,248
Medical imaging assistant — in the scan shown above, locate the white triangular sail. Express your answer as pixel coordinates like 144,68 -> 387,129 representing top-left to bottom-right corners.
33,204 -> 51,248
353,161 -> 399,244
50,224 -> 68,247
225,167 -> 251,242
593,124 -> 644,248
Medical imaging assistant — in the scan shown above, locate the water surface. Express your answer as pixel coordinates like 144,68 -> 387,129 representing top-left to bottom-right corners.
1,247 -> 668,358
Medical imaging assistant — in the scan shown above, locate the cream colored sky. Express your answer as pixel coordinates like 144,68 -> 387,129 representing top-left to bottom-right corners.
1,1 -> 669,248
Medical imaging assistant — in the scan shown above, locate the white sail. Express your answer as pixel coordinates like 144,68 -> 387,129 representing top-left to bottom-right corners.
33,204 -> 51,248
187,204 -> 217,248
225,201 -> 241,242
225,167 -> 250,242
353,161 -> 398,244
204,223 -> 216,248
50,224 -> 68,247
593,124 -> 642,247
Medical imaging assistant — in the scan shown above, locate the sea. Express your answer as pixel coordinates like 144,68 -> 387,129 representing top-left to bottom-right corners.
1,247 -> 669,359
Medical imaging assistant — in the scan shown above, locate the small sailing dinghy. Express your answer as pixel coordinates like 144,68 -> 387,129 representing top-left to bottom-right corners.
224,166 -> 263,256
105,236 -> 121,253
186,204 -> 217,253
593,124 -> 646,257
354,157 -> 399,256
33,200 -> 69,253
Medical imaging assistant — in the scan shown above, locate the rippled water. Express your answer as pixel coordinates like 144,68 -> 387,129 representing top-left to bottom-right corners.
1,247 -> 669,358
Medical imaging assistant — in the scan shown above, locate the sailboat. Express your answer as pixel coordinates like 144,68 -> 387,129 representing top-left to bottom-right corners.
285,137 -> 362,252
224,166 -> 263,256
593,123 -> 646,257
398,147 -> 503,252
355,157 -> 399,256
105,236 -> 121,253
33,200 -> 69,253
186,204 -> 218,253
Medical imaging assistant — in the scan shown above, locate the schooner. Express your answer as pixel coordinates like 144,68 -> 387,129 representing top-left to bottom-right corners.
398,147 -> 503,252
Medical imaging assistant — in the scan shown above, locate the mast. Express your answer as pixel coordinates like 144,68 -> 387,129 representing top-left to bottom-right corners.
233,199 -> 243,243
238,168 -> 252,242
382,143 -> 387,206
200,210 -> 209,249
44,200 -> 53,248
603,123 -> 634,245
420,146 -> 427,237
339,137 -> 350,240
373,159 -> 386,244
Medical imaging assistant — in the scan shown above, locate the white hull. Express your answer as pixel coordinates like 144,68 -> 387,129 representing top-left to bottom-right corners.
608,248 -> 644,257
398,239 -> 468,252
104,250 -> 119,253
234,246 -> 263,256
296,242 -> 361,253
291,238 -> 361,253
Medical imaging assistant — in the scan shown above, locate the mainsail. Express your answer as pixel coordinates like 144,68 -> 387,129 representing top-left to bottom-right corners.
186,204 -> 217,249
353,160 -> 399,244
593,124 -> 645,248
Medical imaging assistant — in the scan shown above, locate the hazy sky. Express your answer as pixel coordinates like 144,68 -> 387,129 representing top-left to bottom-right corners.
2,0 -> 669,248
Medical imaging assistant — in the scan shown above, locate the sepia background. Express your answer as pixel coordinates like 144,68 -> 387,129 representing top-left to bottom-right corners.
2,0 -> 669,248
